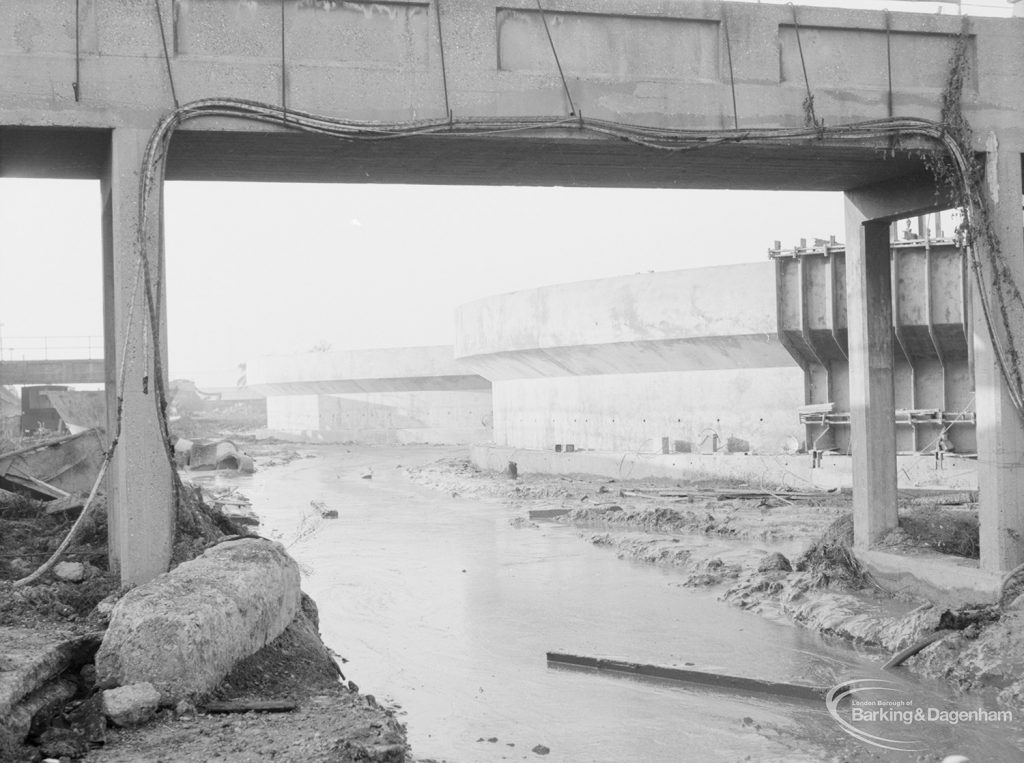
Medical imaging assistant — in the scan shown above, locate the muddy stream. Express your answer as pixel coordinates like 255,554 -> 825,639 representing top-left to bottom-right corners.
200,445 -> 1024,762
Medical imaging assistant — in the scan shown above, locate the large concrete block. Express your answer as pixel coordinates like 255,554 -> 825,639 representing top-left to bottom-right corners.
94,539 -> 301,704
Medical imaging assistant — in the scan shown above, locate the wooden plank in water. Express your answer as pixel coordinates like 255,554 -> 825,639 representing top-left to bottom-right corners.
546,652 -> 828,702
201,699 -> 297,714
528,508 -> 568,520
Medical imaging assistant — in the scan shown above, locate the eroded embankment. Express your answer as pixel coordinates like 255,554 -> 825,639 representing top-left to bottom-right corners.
408,457 -> 1024,715
1,463 -> 407,763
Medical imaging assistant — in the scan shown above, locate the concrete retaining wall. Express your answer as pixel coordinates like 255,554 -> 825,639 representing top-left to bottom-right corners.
491,367 -> 805,453
266,390 -> 492,445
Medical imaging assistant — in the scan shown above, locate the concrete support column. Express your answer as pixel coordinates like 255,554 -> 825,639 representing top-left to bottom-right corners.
101,127 -> 174,586
976,147 -> 1024,573
845,200 -> 898,549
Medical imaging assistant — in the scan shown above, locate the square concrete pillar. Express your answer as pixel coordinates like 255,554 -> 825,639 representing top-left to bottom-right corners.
101,127 -> 174,586
976,147 -> 1024,573
845,201 -> 898,549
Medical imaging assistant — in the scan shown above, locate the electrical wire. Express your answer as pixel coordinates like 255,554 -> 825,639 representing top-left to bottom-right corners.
131,100 -> 1024,441
435,0 -> 452,120
154,0 -> 179,109
13,191 -> 152,587
12,99 -> 998,585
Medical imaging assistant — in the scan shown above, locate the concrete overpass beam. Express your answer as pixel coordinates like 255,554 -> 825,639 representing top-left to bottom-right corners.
976,147 -> 1024,573
101,127 -> 173,586
845,203 -> 898,549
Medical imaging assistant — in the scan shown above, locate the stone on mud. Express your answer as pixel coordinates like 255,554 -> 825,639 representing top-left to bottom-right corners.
102,682 -> 160,727
757,552 -> 792,573
53,561 -> 86,583
94,538 -> 301,704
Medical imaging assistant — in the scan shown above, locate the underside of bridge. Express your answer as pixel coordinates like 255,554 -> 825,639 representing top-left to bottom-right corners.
2,124 -> 933,190
2,0 -> 1023,588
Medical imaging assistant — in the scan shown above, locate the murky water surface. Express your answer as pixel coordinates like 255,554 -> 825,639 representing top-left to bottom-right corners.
205,446 -> 1024,762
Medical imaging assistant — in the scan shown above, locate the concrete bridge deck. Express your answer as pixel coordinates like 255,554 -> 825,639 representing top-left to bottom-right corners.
246,345 -> 491,444
5,3 -> 1022,182
246,345 -> 489,396
3,0 -> 1023,585
455,263 -> 805,454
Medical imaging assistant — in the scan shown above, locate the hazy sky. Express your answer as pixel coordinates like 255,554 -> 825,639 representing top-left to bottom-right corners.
0,180 -> 849,386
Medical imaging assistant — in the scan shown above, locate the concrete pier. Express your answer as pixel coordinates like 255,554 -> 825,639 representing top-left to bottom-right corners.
975,151 -> 1024,573
845,213 -> 900,549
100,128 -> 174,585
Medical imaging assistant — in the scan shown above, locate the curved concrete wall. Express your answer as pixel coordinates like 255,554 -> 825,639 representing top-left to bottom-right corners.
456,264 -> 805,454
456,264 -> 794,379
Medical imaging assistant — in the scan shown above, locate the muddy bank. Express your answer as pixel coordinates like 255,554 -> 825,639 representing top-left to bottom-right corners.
1,451 -> 407,762
408,457 -> 1024,716
86,594 -> 407,763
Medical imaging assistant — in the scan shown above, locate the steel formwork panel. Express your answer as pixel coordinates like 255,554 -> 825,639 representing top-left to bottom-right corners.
772,236 -> 975,455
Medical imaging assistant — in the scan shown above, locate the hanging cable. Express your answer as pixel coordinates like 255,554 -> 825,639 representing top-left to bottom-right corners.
126,99 -> 1024,433
435,0 -> 452,121
280,0 -> 288,122
535,0 -> 576,116
789,4 -> 820,130
884,11 -> 894,118
73,0 -> 81,102
23,101 -> 1018,590
723,13 -> 739,130
154,0 -> 179,109
13,169 -> 152,587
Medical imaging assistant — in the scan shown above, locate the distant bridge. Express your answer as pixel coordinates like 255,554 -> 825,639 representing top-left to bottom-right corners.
0,359 -> 104,385
0,336 -> 104,385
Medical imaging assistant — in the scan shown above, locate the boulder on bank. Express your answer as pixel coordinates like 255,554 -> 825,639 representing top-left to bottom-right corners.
94,539 -> 301,705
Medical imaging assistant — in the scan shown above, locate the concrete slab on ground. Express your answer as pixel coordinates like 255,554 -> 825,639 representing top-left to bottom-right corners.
0,627 -> 101,746
0,628 -> 100,719
858,549 -> 1003,607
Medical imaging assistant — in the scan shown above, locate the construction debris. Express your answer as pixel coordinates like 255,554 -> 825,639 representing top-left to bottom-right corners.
546,652 -> 827,701
202,487 -> 259,528
0,430 -> 105,501
620,487 -> 838,501
43,391 -> 107,436
310,500 -> 338,519
174,438 -> 255,473
201,699 -> 298,714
